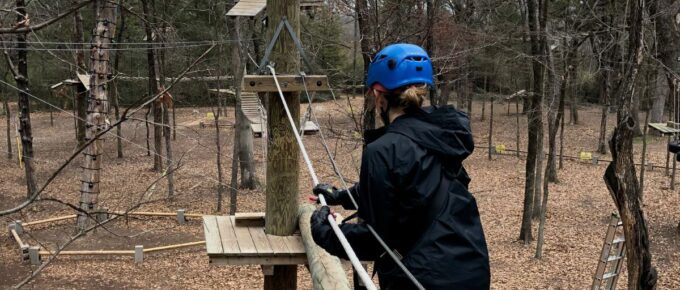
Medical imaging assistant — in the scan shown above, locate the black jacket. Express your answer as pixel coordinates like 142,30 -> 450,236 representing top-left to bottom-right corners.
313,106 -> 490,290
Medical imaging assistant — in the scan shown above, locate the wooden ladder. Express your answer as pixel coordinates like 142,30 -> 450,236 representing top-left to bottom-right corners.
592,213 -> 626,290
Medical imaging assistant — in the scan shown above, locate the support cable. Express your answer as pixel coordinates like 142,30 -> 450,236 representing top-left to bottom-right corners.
267,65 -> 377,290
300,74 -> 425,290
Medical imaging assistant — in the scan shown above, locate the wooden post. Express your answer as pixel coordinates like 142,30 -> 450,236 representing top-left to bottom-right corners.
264,0 -> 300,289
76,0 -> 115,230
488,97 -> 494,160
298,205 -> 351,290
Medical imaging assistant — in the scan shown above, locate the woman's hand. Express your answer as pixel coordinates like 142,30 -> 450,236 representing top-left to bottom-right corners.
309,183 -> 348,206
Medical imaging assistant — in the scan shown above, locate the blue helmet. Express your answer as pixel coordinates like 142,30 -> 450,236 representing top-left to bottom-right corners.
366,43 -> 434,91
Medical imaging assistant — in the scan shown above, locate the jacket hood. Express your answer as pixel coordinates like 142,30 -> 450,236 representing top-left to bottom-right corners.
387,106 -> 475,161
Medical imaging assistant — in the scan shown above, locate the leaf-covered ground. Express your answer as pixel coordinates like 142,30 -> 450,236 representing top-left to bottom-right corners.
0,98 -> 677,289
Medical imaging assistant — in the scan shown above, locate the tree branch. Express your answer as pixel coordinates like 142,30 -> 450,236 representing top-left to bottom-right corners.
0,0 -> 95,34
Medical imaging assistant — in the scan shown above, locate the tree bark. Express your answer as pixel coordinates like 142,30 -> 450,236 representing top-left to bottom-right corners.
654,0 -> 680,124
141,0 -> 162,172
76,0 -> 114,230
13,0 -> 38,198
3,86 -> 10,159
519,0 -> 544,243
112,0 -> 125,159
73,0 -> 87,147
603,1 -> 657,288
356,0 -> 375,134
161,98 -> 174,198
264,0 -> 301,288
228,14 -> 257,190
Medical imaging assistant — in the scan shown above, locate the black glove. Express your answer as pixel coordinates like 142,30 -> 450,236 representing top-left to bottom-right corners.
311,206 -> 333,246
312,184 -> 348,206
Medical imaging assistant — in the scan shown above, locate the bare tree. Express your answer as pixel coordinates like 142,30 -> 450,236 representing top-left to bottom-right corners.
519,0 -> 545,243
603,0 -> 657,288
5,0 -> 38,198
141,0 -> 163,172
112,0 -> 126,158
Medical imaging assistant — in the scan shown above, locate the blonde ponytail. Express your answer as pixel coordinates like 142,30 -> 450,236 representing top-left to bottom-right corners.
399,85 -> 428,108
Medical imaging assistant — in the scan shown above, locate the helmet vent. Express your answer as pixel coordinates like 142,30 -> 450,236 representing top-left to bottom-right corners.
387,59 -> 397,70
407,56 -> 425,61
416,66 -> 423,72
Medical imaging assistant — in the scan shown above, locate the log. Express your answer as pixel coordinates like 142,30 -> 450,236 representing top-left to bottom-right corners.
298,204 -> 351,290
144,241 -> 205,253
23,215 -> 77,226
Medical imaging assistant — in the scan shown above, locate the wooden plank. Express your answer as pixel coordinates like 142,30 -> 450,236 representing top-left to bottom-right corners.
266,233 -> 290,255
209,255 -> 307,266
248,227 -> 274,255
230,216 -> 257,255
203,216 -> 223,254
242,75 -> 330,93
283,235 -> 306,254
216,216 -> 240,254
235,212 -> 265,227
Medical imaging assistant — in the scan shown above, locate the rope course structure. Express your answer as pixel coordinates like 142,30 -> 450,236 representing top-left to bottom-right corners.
7,210 -> 207,265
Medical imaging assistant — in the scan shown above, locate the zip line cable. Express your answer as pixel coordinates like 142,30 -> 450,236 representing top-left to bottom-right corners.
266,65 -> 377,290
299,75 -> 426,290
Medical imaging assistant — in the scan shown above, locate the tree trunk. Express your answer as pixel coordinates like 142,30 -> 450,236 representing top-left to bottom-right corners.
604,1 -> 658,288
13,0 -> 37,198
655,0 -> 679,124
264,0 -> 300,288
229,111 -> 240,215
163,101 -> 174,198
3,89 -> 10,159
228,13 -> 257,190
112,0 -> 125,159
488,98 -> 493,160
76,0 -> 115,230
357,0 -> 375,134
650,67 -> 667,123
547,38 -> 577,183
141,0 -> 162,172
519,0 -> 544,243
73,0 -> 87,147
639,108 -> 650,196
569,94 -> 579,125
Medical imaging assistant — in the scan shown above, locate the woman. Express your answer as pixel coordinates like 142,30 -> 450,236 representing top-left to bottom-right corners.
310,43 -> 490,290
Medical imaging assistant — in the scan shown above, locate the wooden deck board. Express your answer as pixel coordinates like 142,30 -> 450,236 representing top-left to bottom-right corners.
248,227 -> 274,254
266,234 -> 290,255
203,216 -> 223,254
283,235 -> 306,254
203,215 -> 308,266
230,216 -> 257,255
216,216 -> 240,254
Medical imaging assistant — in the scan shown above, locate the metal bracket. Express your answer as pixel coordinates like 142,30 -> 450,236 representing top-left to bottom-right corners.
258,17 -> 316,74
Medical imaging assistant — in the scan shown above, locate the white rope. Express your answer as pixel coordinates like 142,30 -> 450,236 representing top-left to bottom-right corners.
267,65 -> 377,290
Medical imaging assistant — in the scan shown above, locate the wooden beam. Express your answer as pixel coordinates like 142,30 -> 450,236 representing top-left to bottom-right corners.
235,212 -> 266,227
242,75 -> 330,92
298,204 -> 351,290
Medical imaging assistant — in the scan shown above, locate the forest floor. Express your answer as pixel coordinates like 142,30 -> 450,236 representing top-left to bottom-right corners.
0,97 -> 678,289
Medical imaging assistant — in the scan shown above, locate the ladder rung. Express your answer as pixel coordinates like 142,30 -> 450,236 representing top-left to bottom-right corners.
607,255 -> 624,262
616,221 -> 623,226
612,237 -> 625,244
602,272 -> 618,280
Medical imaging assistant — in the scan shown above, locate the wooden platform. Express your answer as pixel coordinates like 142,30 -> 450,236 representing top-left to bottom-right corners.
226,0 -> 324,17
203,215 -> 307,266
649,122 -> 680,135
